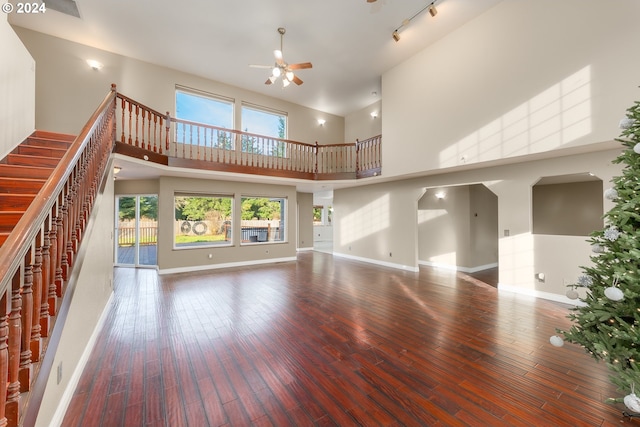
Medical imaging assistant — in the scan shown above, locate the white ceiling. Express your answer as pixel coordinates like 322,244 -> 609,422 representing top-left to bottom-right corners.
10,0 -> 503,117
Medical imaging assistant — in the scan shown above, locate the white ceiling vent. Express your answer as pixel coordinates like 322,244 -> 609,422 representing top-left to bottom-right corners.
43,0 -> 80,18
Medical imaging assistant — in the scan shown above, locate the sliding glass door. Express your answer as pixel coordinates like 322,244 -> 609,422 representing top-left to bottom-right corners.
115,195 -> 158,266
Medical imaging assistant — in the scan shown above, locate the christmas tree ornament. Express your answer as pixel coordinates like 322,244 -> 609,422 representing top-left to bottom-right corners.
635,143 -> 640,155
591,243 -> 604,253
566,289 -> 579,300
604,188 -> 618,200
619,117 -> 635,129
549,335 -> 564,347
604,226 -> 621,241
605,286 -> 624,301
624,384 -> 640,413
577,275 -> 593,288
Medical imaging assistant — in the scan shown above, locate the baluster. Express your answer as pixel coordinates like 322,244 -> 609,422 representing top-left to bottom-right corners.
197,126 -> 201,160
120,97 -> 126,143
0,291 -> 9,427
31,233 -> 43,361
6,269 -> 22,427
134,104 -> 140,147
55,196 -> 65,293
49,205 -> 59,301
166,112 -> 171,155
41,219 -> 54,318
142,109 -> 147,150
19,249 -> 33,393
153,114 -> 158,152
127,101 -> 133,145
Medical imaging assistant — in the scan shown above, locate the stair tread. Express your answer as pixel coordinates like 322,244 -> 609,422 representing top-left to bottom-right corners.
31,130 -> 76,142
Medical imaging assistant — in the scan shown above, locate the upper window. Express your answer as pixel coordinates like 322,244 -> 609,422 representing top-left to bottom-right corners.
175,87 -> 234,148
241,104 -> 287,155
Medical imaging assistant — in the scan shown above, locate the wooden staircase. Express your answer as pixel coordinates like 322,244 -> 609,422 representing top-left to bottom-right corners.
0,131 -> 75,248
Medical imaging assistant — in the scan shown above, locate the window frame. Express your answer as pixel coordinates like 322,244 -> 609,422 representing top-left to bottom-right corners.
240,195 -> 287,245
173,193 -> 234,249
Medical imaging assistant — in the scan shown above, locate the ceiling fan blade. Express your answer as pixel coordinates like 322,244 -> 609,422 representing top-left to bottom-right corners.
367,0 -> 377,2
250,64 -> 273,69
274,50 -> 284,65
288,62 -> 312,70
265,78 -> 274,85
291,75 -> 303,85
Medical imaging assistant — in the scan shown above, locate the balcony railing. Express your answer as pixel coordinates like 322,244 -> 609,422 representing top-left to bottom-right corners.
114,91 -> 381,180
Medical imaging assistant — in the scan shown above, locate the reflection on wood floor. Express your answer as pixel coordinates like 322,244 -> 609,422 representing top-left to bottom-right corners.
62,251 -> 625,426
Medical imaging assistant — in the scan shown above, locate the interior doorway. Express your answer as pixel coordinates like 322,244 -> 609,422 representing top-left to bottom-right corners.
313,190 -> 333,253
417,184 -> 498,284
115,195 -> 158,267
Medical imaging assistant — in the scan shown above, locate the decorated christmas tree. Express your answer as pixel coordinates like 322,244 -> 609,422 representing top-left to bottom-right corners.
550,98 -> 640,415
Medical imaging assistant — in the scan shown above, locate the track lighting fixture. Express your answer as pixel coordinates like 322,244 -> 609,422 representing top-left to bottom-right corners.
392,0 -> 440,42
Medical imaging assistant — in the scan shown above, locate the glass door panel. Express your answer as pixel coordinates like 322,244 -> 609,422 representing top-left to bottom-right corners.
116,195 -> 158,266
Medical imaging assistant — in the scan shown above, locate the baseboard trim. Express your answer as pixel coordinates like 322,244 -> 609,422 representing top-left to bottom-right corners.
418,260 -> 498,273
497,283 -> 587,306
158,256 -> 297,275
297,246 -> 314,252
333,252 -> 419,272
50,291 -> 115,427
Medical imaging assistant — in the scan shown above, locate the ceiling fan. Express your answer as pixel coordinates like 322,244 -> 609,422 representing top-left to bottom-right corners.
250,27 -> 312,87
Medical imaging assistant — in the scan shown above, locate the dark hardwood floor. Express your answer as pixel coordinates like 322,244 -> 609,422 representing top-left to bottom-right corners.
62,252 -> 631,426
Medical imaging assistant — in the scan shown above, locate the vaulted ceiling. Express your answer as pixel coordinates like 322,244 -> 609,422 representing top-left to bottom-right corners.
10,0 -> 503,117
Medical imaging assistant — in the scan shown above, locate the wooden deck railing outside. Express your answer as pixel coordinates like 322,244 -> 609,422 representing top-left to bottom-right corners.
115,92 -> 382,179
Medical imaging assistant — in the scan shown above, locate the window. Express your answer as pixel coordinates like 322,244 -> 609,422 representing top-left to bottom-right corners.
174,194 -> 233,248
313,205 -> 332,225
240,196 -> 286,243
241,104 -> 287,156
175,87 -> 234,148
313,206 -> 323,225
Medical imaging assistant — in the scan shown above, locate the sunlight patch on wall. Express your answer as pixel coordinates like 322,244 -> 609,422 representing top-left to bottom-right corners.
499,232 -> 535,290
417,208 -> 448,224
427,251 -> 458,269
440,66 -> 592,168
340,194 -> 390,245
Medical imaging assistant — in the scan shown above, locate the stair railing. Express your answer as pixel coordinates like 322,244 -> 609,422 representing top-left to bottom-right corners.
0,85 -> 117,427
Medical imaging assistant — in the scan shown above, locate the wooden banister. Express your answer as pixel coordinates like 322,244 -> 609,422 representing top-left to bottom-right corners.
0,85 -> 117,427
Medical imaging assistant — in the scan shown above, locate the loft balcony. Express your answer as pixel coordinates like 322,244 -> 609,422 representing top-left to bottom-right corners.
113,88 -> 382,181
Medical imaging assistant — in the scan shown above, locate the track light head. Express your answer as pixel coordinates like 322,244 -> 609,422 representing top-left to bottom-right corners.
428,4 -> 437,17
392,30 -> 400,42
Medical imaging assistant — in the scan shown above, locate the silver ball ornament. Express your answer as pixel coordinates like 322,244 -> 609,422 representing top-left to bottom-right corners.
604,188 -> 618,200
549,335 -> 564,347
604,286 -> 624,301
566,289 -> 579,300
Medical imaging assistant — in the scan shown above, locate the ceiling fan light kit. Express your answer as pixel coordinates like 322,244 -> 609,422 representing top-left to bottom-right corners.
250,27 -> 313,88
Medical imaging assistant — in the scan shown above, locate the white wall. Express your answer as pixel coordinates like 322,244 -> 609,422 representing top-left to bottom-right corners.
334,147 -> 622,300
345,100 -> 382,143
0,17 -> 35,158
382,0 -> 640,178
